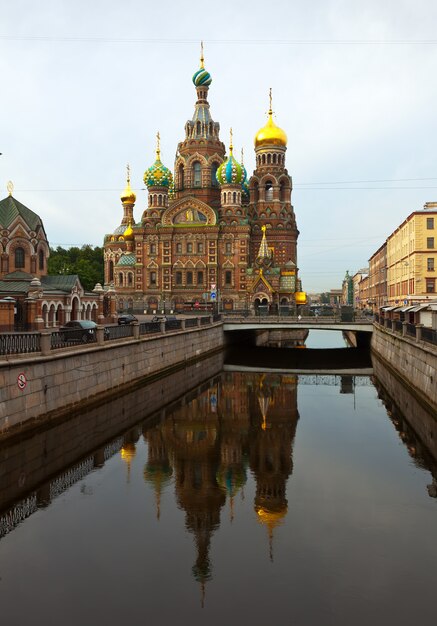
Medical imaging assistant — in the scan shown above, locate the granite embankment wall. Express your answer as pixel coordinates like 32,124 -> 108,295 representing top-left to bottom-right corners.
0,323 -> 224,432
371,325 -> 437,415
0,351 -> 224,513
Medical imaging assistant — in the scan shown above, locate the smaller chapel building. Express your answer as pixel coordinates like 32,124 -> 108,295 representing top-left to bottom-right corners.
0,188 -> 103,331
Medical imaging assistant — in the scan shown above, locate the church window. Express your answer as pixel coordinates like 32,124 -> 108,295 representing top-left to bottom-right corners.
187,271 -> 193,285
197,242 -> 203,253
262,154 -> 266,165
38,249 -> 44,271
187,242 -> 193,253
150,243 -> 156,254
197,270 -> 204,284
265,181 -> 273,201
225,270 -> 232,286
128,273 -> 133,286
232,192 -> 236,204
158,195 -> 162,206
267,153 -> 271,164
178,164 -> 185,189
273,153 -> 277,164
15,247 -> 25,269
280,181 -> 286,202
253,182 -> 259,202
225,242 -> 232,254
193,161 -> 201,187
150,271 -> 157,285
176,242 -> 182,253
109,260 -> 114,282
196,121 -> 201,135
211,162 -> 218,187
119,273 -> 124,286
175,271 -> 182,285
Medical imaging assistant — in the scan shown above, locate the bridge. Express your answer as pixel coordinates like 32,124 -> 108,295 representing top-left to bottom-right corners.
222,316 -> 374,333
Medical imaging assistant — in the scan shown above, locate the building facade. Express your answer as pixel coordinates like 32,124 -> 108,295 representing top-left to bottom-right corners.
0,187 -> 102,330
386,202 -> 437,306
104,52 -> 302,313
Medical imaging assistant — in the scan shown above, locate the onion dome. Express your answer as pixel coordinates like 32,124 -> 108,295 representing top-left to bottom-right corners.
254,88 -> 287,148
123,221 -> 134,240
216,129 -> 244,185
144,132 -> 173,189
120,164 -> 136,204
192,41 -> 212,87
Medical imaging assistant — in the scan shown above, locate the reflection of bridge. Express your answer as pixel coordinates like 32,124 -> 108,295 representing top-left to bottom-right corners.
223,317 -> 373,333
224,364 -> 373,376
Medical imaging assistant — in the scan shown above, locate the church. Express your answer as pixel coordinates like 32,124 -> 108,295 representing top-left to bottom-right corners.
104,47 -> 304,313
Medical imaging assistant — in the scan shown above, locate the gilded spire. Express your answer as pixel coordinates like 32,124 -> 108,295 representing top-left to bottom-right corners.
6,180 -> 13,196
257,224 -> 270,259
229,127 -> 233,155
200,41 -> 205,69
268,87 -> 273,115
156,131 -> 161,160
240,148 -> 244,165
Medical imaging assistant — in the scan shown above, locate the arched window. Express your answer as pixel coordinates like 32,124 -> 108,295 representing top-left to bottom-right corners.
15,247 -> 25,269
225,270 -> 232,286
38,249 -> 44,271
150,271 -> 157,285
128,273 -> 133,286
187,242 -> 193,253
193,161 -> 201,187
176,242 -> 182,253
265,181 -> 273,201
119,273 -> 124,286
273,154 -> 277,164
187,271 -> 193,285
233,192 -> 237,204
175,271 -> 182,285
253,182 -> 259,202
109,260 -> 114,282
196,121 -> 201,135
267,153 -> 271,164
280,181 -> 286,202
150,243 -> 157,254
197,270 -> 204,284
158,195 -> 162,206
178,164 -> 184,190
211,163 -> 218,187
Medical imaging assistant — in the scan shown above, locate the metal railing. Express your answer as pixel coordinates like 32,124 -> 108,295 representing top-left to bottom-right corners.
406,323 -> 416,338
185,318 -> 199,328
105,325 -> 134,341
421,326 -> 437,345
0,333 -> 41,355
139,321 -> 161,335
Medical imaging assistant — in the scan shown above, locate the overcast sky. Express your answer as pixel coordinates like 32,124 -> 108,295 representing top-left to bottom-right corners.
1,0 -> 436,292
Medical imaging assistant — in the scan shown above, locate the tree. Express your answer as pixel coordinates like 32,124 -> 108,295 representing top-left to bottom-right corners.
48,245 -> 104,291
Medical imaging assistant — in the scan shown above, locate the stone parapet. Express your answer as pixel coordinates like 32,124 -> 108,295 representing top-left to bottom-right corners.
0,323 -> 224,434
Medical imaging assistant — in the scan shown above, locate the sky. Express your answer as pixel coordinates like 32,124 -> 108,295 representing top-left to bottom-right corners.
1,0 -> 436,292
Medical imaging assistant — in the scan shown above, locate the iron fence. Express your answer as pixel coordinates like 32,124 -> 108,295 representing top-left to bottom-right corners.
406,323 -> 416,338
185,318 -> 199,328
394,320 -> 403,333
139,321 -> 161,335
0,333 -> 41,355
421,326 -> 437,345
105,325 -> 134,341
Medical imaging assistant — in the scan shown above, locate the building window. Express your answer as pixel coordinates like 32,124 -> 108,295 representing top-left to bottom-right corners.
187,271 -> 193,285
197,270 -> 204,285
109,260 -> 114,282
175,271 -> 182,285
225,270 -> 232,286
15,247 -> 25,269
128,273 -> 133,286
225,242 -> 232,254
119,273 -> 124,286
211,163 -> 218,187
193,161 -> 201,187
38,249 -> 44,271
150,271 -> 157,285
150,243 -> 156,254
187,242 -> 193,253
178,164 -> 184,190
427,217 -> 434,229
197,242 -> 203,253
176,243 -> 182,253
427,257 -> 435,271
427,237 -> 435,249
265,181 -> 273,201
426,278 -> 435,293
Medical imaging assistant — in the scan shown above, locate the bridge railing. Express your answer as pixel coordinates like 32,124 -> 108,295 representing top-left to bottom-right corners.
374,318 -> 437,348
0,332 -> 41,355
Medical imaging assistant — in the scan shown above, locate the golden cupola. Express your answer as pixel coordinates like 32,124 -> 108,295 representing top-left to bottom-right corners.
120,164 -> 136,204
254,88 -> 287,149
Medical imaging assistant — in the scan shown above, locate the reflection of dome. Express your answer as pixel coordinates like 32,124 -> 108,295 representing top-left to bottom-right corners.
121,443 -> 136,464
255,504 -> 287,530
216,466 -> 247,497
143,463 -> 173,487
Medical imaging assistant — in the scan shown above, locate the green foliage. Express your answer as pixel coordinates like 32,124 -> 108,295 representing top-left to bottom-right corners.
320,292 -> 330,304
48,245 -> 104,291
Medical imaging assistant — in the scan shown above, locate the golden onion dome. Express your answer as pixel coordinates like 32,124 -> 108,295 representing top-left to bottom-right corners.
295,291 -> 307,305
123,222 -> 134,240
254,111 -> 287,148
120,165 -> 136,204
254,88 -> 287,148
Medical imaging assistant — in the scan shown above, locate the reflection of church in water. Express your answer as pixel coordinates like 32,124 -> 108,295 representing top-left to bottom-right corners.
122,372 -> 299,600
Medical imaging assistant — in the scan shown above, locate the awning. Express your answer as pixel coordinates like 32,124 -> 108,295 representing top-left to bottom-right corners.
382,306 -> 398,311
409,304 -> 430,313
398,305 -> 415,312
427,304 -> 437,311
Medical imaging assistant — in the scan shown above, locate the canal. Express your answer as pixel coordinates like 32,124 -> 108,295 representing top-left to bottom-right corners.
0,331 -> 435,626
